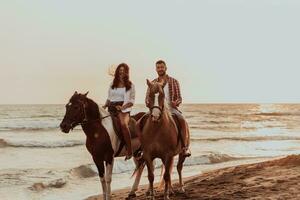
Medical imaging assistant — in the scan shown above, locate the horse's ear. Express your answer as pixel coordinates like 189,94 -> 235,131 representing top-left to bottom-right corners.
74,91 -> 78,95
84,91 -> 89,97
146,79 -> 152,87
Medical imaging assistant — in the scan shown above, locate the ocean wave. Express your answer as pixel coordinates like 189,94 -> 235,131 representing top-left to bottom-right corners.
0,126 -> 82,132
70,165 -> 98,178
29,178 -> 67,191
253,112 -> 295,116
0,127 -> 59,132
184,153 -> 240,165
29,114 -> 60,118
68,153 -> 244,178
191,136 -> 300,142
0,138 -> 84,148
200,120 -> 234,124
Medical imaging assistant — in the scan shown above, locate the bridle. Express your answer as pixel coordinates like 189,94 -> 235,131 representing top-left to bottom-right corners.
149,105 -> 164,120
69,101 -> 110,129
150,105 -> 164,113
149,92 -> 165,120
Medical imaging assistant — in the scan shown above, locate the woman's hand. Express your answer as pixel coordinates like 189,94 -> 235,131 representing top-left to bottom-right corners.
116,105 -> 122,111
121,103 -> 133,111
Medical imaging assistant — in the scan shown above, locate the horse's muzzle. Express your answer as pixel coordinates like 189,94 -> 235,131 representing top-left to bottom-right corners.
60,122 -> 71,133
151,114 -> 161,123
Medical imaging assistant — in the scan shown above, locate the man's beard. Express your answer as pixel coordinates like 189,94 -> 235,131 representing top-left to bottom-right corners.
158,71 -> 166,76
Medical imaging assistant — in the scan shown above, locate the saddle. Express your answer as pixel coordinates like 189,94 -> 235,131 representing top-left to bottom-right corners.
110,115 -> 138,140
110,112 -> 146,157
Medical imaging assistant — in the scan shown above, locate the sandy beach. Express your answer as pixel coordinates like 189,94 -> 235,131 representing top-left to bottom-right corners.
1,104 -> 300,200
86,155 -> 300,200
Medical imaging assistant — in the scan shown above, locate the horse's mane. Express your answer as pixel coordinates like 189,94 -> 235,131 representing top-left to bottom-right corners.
85,98 -> 102,119
163,99 -> 172,117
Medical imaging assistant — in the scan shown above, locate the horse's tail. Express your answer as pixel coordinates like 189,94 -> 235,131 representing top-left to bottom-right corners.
131,157 -> 146,178
158,164 -> 165,189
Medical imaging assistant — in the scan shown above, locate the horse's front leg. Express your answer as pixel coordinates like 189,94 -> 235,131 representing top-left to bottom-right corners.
105,160 -> 114,200
163,157 -> 174,200
145,157 -> 155,200
177,153 -> 186,193
93,158 -> 107,200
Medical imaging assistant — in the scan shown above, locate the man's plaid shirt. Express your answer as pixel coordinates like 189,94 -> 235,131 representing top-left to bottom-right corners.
145,75 -> 182,108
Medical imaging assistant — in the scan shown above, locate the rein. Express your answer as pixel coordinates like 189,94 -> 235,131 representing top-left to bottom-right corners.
150,105 -> 164,113
70,102 -> 111,129
149,91 -> 165,121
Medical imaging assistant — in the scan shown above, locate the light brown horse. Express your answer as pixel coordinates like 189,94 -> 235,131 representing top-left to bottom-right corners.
136,80 -> 188,200
60,92 -> 145,200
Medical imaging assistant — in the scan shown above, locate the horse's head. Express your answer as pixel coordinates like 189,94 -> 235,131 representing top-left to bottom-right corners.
146,79 -> 165,122
60,91 -> 89,133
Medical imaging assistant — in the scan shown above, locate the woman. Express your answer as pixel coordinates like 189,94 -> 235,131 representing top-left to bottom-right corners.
103,63 -> 135,160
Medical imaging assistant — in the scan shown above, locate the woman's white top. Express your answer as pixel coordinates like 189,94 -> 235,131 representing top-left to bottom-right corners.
107,83 -> 135,113
163,82 -> 171,105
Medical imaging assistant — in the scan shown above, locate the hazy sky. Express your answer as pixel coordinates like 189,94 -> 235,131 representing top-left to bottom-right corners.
1,0 -> 300,104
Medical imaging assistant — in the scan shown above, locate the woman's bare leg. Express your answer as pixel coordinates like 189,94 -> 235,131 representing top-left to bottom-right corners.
118,112 -> 132,159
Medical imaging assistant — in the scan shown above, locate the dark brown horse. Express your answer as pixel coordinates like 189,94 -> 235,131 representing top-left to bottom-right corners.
136,80 -> 188,200
60,92 -> 145,200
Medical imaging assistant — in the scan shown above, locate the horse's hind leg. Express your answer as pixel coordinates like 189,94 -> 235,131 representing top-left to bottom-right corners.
163,157 -> 174,200
158,164 -> 165,190
177,153 -> 186,193
145,158 -> 155,199
128,158 -> 145,199
158,161 -> 174,195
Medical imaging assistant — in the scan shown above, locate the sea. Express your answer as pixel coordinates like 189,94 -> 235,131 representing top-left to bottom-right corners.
0,104 -> 300,200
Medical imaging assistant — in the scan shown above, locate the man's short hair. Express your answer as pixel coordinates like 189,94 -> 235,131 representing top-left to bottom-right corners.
156,60 -> 166,66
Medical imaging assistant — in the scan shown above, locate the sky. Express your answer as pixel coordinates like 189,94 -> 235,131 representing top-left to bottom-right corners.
1,0 -> 300,104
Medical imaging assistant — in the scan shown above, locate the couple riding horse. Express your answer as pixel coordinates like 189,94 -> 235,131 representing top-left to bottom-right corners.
103,60 -> 191,160
60,60 -> 191,200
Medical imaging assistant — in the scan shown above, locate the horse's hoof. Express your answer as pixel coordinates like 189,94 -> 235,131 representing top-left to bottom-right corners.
178,187 -> 185,194
164,195 -> 170,200
145,191 -> 150,196
126,193 -> 136,199
146,196 -> 155,200
169,189 -> 175,195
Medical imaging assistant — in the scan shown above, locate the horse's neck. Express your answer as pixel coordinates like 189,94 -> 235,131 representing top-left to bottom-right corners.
85,99 -> 101,120
81,100 -> 103,137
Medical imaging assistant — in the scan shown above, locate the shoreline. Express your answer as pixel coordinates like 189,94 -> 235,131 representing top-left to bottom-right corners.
86,155 -> 300,200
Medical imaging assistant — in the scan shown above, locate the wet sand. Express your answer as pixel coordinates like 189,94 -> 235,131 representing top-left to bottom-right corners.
86,155 -> 300,200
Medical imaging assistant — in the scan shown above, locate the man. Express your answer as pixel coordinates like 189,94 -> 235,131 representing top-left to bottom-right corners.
145,60 -> 191,157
